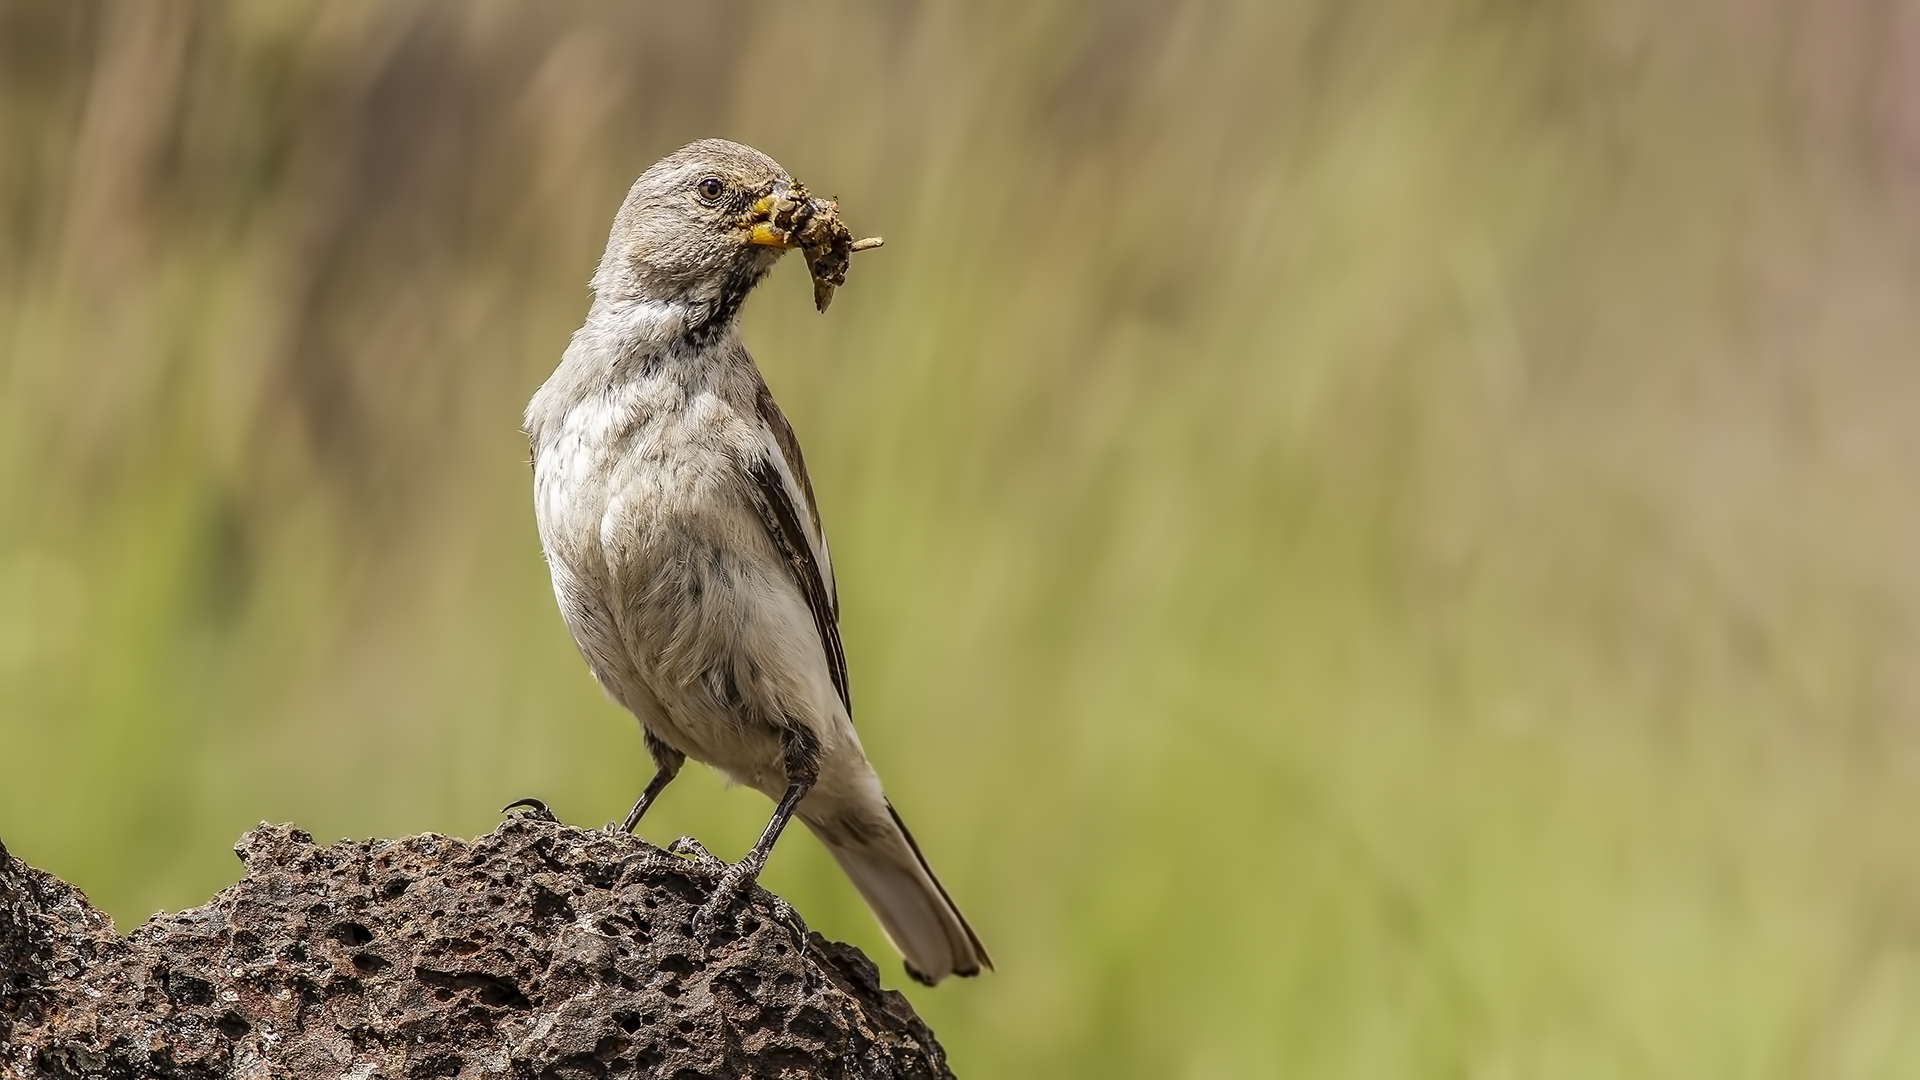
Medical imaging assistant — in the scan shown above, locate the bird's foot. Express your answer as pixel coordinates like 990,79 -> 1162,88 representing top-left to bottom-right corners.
500,797 -> 558,823
657,838 -> 806,944
687,868 -> 809,941
668,837 -> 767,937
691,859 -> 758,938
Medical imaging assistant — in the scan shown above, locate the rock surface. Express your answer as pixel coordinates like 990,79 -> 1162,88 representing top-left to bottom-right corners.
0,816 -> 955,1078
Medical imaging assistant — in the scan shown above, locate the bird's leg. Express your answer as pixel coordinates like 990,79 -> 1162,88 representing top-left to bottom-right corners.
691,724 -> 820,936
616,731 -> 685,834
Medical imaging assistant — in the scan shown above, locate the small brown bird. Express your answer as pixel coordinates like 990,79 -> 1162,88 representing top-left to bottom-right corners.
523,139 -> 990,985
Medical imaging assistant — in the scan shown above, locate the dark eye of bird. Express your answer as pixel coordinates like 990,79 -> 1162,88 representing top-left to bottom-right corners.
696,177 -> 726,201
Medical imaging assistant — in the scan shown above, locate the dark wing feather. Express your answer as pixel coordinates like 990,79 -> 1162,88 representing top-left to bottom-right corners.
745,384 -> 851,714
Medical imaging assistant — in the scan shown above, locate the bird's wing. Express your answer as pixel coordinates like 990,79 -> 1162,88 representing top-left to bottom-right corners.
745,379 -> 850,714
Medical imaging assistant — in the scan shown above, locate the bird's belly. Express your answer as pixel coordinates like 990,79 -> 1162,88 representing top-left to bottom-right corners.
609,522 -> 833,789
533,414 -> 836,791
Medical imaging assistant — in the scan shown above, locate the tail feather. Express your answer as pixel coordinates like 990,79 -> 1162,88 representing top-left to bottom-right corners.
811,800 -> 991,985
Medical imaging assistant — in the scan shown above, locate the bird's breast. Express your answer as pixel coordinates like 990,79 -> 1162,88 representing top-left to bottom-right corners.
527,339 -> 835,780
533,372 -> 754,571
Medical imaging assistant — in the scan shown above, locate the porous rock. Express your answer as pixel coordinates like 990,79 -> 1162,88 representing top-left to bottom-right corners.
0,817 -> 954,1078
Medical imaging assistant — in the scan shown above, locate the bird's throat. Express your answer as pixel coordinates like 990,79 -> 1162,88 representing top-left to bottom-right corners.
682,253 -> 781,348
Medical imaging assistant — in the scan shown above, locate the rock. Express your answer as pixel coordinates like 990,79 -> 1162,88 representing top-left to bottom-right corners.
0,818 -> 955,1078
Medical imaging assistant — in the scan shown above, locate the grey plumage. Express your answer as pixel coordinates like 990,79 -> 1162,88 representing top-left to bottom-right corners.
524,139 -> 989,985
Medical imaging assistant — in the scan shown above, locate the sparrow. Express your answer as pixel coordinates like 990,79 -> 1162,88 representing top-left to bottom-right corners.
523,139 -> 990,985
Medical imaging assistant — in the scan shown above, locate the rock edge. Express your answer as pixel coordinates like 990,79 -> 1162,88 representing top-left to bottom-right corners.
0,817 -> 954,1079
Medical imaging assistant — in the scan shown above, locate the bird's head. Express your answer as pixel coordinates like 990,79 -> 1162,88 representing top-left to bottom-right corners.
590,139 -> 831,332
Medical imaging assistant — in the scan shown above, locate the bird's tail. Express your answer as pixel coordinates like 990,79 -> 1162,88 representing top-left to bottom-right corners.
808,800 -> 991,985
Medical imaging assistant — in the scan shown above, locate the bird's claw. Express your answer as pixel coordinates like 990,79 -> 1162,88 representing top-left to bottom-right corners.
500,797 -> 557,822
767,894 -> 809,938
666,836 -> 726,867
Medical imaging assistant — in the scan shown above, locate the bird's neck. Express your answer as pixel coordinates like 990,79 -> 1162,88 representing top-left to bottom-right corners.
526,297 -> 752,450
591,253 -> 780,352
577,297 -> 745,386
587,294 -> 702,349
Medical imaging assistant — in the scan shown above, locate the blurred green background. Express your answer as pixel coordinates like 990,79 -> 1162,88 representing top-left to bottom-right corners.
6,2 -> 1920,1075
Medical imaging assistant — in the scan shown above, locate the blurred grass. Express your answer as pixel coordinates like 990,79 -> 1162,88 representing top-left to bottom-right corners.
7,1 -> 1920,1075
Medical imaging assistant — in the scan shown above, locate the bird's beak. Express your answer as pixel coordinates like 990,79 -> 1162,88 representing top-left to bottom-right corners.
745,220 -> 795,248
743,182 -> 814,248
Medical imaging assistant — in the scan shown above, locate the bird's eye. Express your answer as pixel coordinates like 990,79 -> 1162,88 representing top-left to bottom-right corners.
696,177 -> 726,201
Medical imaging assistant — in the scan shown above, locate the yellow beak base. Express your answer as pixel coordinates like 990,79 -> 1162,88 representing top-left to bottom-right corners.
745,220 -> 796,248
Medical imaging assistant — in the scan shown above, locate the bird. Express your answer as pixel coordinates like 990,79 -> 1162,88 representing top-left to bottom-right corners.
522,138 -> 990,985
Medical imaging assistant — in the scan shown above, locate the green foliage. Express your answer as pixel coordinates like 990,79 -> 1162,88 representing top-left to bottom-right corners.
5,3 -> 1920,1075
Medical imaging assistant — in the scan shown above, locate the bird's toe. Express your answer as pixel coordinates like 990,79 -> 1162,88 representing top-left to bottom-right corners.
667,836 -> 726,867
